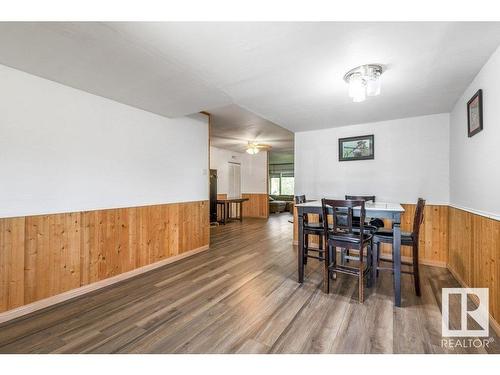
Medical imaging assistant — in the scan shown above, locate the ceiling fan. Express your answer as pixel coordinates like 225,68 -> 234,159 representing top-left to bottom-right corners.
246,142 -> 272,155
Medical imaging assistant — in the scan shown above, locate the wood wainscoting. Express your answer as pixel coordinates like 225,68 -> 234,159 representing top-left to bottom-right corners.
448,206 -> 500,332
0,200 -> 209,314
215,193 -> 268,221
293,203 -> 449,267
242,193 -> 269,219
379,204 -> 449,267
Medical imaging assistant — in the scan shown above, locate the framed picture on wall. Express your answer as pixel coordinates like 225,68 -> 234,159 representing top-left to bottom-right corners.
338,134 -> 374,161
467,89 -> 483,137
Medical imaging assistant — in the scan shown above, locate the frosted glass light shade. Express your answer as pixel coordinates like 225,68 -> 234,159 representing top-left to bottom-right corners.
366,78 -> 381,96
344,64 -> 383,102
348,75 -> 365,98
352,89 -> 366,102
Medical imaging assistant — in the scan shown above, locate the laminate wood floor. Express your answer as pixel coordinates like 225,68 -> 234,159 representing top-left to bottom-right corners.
0,213 -> 498,354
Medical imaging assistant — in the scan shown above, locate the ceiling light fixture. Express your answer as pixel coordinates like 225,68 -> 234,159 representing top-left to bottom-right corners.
246,144 -> 260,154
344,64 -> 383,103
246,142 -> 271,155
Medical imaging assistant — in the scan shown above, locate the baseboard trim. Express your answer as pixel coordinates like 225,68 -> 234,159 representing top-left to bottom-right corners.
447,264 -> 500,337
449,204 -> 500,222
0,244 -> 209,324
291,241 -> 446,268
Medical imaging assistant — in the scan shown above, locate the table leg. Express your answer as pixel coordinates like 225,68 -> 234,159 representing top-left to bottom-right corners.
239,202 -> 243,222
393,213 -> 402,307
297,210 -> 304,283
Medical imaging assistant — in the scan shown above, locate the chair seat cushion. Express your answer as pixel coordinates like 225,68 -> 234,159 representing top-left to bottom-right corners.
328,231 -> 372,244
352,224 -> 378,234
374,228 -> 413,242
368,218 -> 385,228
303,223 -> 376,234
352,216 -> 384,228
303,222 -> 323,230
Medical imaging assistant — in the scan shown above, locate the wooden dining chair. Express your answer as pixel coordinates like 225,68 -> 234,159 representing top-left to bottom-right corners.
345,195 -> 376,201
340,195 -> 379,263
295,195 -> 324,264
321,199 -> 373,303
345,195 -> 384,230
372,198 -> 425,296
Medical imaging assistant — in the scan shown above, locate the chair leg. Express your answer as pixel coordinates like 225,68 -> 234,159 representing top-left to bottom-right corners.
376,241 -> 381,277
323,243 -> 331,294
358,268 -> 364,303
367,244 -> 373,288
372,241 -> 378,287
303,233 -> 308,265
412,242 -> 421,297
330,245 -> 337,280
318,234 -> 324,261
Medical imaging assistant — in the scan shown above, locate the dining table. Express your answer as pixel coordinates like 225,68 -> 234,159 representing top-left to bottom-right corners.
295,200 -> 405,307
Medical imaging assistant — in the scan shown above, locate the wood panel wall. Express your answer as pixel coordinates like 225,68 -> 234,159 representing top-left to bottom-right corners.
448,206 -> 500,329
293,204 -> 448,267
215,194 -> 268,221
0,200 -> 209,313
241,193 -> 269,219
379,204 -> 448,266
0,217 -> 25,312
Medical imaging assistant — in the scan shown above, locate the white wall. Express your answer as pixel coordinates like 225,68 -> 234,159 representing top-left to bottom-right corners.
450,46 -> 500,219
210,147 -> 242,195
210,146 -> 267,195
295,113 -> 450,204
241,152 -> 268,194
0,64 -> 209,218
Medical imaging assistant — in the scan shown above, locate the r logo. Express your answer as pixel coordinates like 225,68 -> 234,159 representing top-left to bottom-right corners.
442,288 -> 489,337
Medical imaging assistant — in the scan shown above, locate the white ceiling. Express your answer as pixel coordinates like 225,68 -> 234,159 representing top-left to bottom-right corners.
1,22 -> 500,132
209,104 -> 293,153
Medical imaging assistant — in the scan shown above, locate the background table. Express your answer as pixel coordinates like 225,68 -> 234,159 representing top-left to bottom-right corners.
295,200 -> 405,306
216,198 -> 249,224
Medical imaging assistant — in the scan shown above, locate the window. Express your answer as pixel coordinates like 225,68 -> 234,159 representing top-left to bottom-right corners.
268,163 -> 294,196
280,176 -> 294,195
270,176 -> 281,195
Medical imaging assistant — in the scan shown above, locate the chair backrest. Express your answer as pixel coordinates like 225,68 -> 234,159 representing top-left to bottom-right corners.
295,195 -> 306,204
412,198 -> 426,242
295,195 -> 317,224
321,198 -> 366,239
345,195 -> 376,203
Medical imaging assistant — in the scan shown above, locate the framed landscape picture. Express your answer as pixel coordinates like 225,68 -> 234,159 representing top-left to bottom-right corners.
338,134 -> 374,161
467,89 -> 483,137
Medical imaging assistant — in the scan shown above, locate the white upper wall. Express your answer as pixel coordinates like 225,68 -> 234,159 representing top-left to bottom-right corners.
210,147 -> 242,195
241,151 -> 268,194
295,113 -> 450,204
0,64 -> 209,218
450,46 -> 500,218
210,146 -> 267,194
